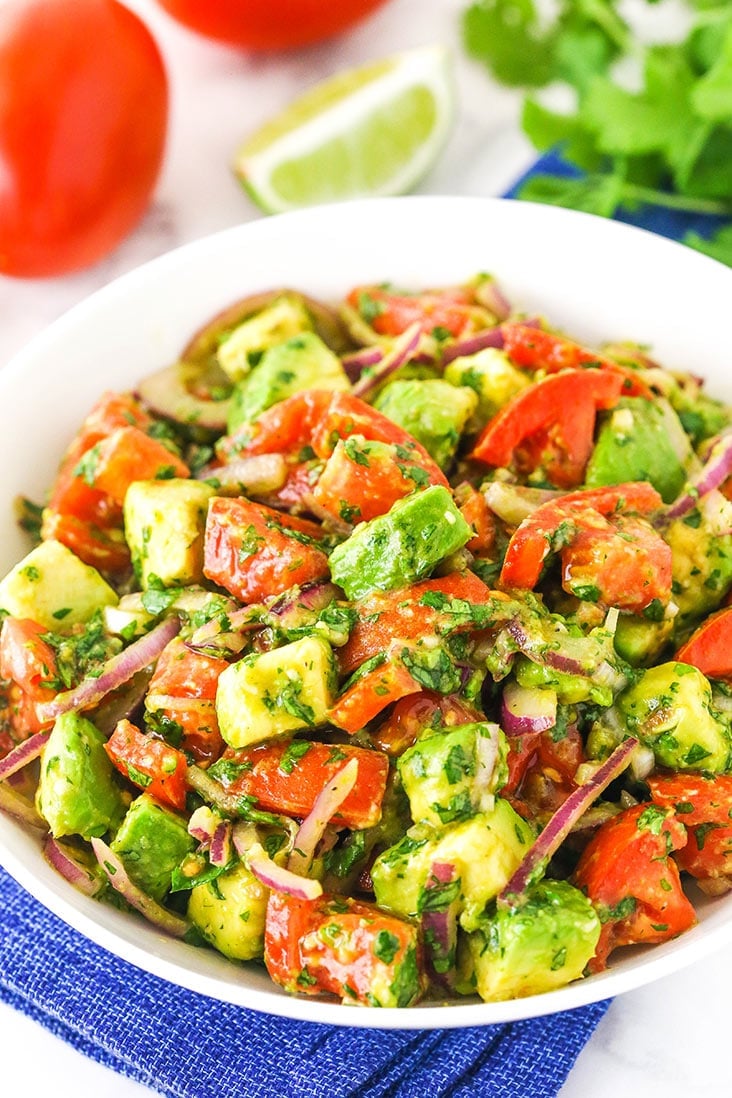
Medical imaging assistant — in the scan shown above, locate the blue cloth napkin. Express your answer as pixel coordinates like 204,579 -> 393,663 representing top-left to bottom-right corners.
0,161 -> 723,1098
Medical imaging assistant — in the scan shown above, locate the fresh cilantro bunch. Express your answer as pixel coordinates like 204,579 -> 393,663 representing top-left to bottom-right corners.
462,0 -> 732,264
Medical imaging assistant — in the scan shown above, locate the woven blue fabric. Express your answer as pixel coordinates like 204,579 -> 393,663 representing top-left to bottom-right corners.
0,163 -> 722,1097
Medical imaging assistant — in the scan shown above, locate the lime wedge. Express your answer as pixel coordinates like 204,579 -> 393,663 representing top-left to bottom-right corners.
234,46 -> 455,214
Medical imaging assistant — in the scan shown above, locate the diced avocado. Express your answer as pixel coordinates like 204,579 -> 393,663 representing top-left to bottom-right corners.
613,613 -> 674,667
515,656 -> 617,707
329,485 -> 472,601
110,793 -> 194,902
371,799 -> 535,933
216,294 -> 313,381
38,713 -> 125,839
188,860 -> 269,961
666,379 -> 732,447
614,661 -> 732,772
443,347 -> 530,423
398,722 -> 508,828
665,500 -> 732,640
0,539 -> 117,631
458,881 -> 601,1002
216,635 -> 337,748
124,478 -> 215,589
373,379 -> 477,469
585,397 -> 692,504
227,331 -> 350,432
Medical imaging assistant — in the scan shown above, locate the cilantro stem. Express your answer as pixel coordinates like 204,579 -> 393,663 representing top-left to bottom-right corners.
621,183 -> 732,217
578,0 -> 635,58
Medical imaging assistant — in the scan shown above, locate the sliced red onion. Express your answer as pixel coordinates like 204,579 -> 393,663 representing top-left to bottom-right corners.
186,764 -> 244,816
187,805 -> 219,845
91,668 -> 153,736
288,758 -> 359,876
474,723 -> 502,802
473,278 -> 512,321
665,433 -> 732,520
501,682 -> 557,736
0,782 -> 46,830
498,737 -> 638,907
186,603 -> 264,654
341,345 -> 383,383
269,581 -> 338,620
351,322 -> 421,399
507,619 -> 585,677
44,836 -> 103,898
421,861 -> 459,989
248,848 -> 323,900
91,836 -> 190,937
197,453 -> 287,495
137,363 -> 232,430
37,617 -> 181,725
483,482 -> 562,526
0,731 -> 50,783
210,819 -> 233,867
232,820 -> 264,856
441,327 -> 505,366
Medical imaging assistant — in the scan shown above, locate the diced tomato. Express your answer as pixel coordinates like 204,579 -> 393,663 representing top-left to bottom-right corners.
455,483 -> 495,554
265,890 -> 424,1006
560,512 -> 672,612
499,481 -> 664,590
218,390 -> 332,462
203,496 -> 330,604
372,690 -> 484,756
675,607 -> 732,681
311,435 -> 445,525
338,571 -> 494,676
41,509 -> 132,573
105,718 -> 188,811
500,323 -> 652,397
649,774 -> 732,889
470,369 -> 624,488
146,636 -> 229,763
216,739 -> 388,829
502,731 -> 542,795
87,426 -> 189,504
346,284 -> 478,339
536,723 -> 586,787
329,657 -> 421,735
0,617 -> 59,696
573,802 -> 696,972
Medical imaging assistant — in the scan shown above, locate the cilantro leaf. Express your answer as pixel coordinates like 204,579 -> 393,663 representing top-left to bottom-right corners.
685,223 -> 732,266
462,0 -> 555,88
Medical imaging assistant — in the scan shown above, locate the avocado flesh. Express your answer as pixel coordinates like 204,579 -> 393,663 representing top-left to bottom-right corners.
38,712 -> 125,839
110,793 -> 194,901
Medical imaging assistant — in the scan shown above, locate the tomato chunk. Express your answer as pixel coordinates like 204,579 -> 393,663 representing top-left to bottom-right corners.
203,496 -> 330,604
0,617 -> 58,735
329,658 -> 421,734
105,718 -> 188,811
265,891 -> 424,1006
372,690 -> 484,756
675,607 -> 732,681
346,284 -> 478,339
649,773 -> 732,891
87,426 -> 189,504
573,802 -> 696,972
146,637 -> 229,764
216,739 -> 388,829
41,510 -> 131,574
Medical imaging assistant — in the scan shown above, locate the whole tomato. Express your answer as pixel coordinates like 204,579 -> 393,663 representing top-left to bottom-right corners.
0,0 -> 168,278
155,0 -> 390,50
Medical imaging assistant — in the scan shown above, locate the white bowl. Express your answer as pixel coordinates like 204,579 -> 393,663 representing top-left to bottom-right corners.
1,196 -> 731,1029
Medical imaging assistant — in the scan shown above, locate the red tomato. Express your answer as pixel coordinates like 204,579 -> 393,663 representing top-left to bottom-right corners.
649,774 -> 732,890
146,637 -> 229,764
346,284 -> 479,339
155,0 -> 390,51
0,0 -> 167,277
105,718 -> 188,811
675,607 -> 732,681
455,483 -> 496,555
329,656 -> 421,734
89,427 -> 190,505
0,618 -> 58,735
372,691 -> 484,756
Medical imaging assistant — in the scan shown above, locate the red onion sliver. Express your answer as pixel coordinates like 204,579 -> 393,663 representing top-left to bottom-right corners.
248,849 -> 323,901
91,836 -> 190,938
0,731 -> 50,783
665,433 -> 732,520
474,723 -> 502,800
0,782 -> 47,830
44,836 -> 103,898
341,345 -> 383,383
351,322 -> 421,399
210,819 -> 233,867
37,617 -> 181,725
421,861 -> 459,989
441,327 -> 505,366
498,737 -> 638,907
501,682 -> 557,737
288,758 -> 359,876
187,805 -> 219,845
473,278 -> 512,321
197,453 -> 287,494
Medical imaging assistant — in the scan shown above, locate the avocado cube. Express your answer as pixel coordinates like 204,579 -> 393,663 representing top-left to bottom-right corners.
0,539 -> 118,632
188,860 -> 269,961
216,294 -> 313,381
124,478 -> 215,589
460,880 -> 601,1001
371,800 -> 534,932
585,397 -> 692,504
444,347 -> 530,422
110,793 -> 194,901
227,331 -> 350,432
329,485 -> 472,601
373,379 -> 477,469
38,712 -> 125,839
216,635 -> 337,748
666,504 -> 732,639
398,722 -> 508,828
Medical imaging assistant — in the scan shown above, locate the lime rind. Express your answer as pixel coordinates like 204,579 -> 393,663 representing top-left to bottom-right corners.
234,46 -> 456,215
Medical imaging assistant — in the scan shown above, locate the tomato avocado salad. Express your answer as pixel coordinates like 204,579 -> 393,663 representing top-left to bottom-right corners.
2,276 -> 732,1008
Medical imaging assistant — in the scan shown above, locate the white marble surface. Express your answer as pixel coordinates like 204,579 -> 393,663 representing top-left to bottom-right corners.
1,0 -> 730,1095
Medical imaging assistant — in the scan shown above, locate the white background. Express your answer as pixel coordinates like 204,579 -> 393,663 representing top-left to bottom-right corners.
2,1 -> 731,1095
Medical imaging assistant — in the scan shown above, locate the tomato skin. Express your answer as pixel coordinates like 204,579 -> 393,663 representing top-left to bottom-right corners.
329,658 -> 421,734
89,427 -> 190,505
649,774 -> 732,887
573,803 -> 696,971
155,0 -> 389,51
675,607 -> 732,681
0,0 -> 167,277
105,718 -> 188,811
